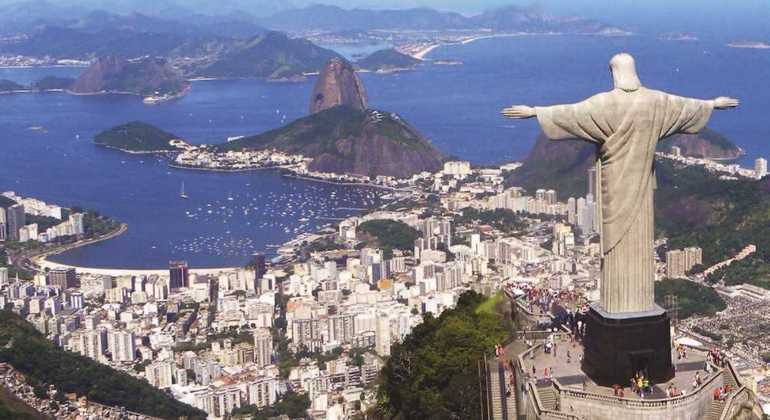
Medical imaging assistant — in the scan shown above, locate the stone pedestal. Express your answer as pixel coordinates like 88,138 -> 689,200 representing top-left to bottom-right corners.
582,303 -> 674,387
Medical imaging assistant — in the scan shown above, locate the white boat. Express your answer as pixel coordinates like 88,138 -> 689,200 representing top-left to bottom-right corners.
180,181 -> 189,199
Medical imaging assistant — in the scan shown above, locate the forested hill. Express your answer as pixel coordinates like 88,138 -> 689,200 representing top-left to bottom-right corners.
507,127 -> 743,199
0,310 -> 206,419
656,159 -> 770,289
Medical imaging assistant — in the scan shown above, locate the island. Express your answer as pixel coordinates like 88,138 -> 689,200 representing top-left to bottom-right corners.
70,56 -> 191,102
93,121 -> 188,153
0,79 -> 28,93
355,48 -> 421,73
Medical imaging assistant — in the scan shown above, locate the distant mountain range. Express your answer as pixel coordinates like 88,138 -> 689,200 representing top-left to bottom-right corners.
260,4 -> 625,34
0,3 -> 624,81
189,31 -> 340,80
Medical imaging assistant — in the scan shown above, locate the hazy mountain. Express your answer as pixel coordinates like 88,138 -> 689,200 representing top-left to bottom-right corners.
259,4 -> 622,33
190,31 -> 341,80
262,5 -> 470,31
70,56 -> 189,95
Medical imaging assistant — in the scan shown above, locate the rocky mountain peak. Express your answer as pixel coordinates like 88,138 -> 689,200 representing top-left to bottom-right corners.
309,57 -> 367,114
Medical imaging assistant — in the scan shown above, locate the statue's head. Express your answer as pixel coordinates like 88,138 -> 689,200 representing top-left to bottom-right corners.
609,53 -> 642,92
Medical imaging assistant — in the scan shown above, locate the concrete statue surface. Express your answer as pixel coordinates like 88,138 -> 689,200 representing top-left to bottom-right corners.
503,53 -> 738,385
503,53 -> 738,314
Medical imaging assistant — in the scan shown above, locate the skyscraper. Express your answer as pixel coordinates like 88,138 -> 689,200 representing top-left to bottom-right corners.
253,328 -> 273,368
252,253 -> 266,293
6,204 -> 25,241
0,207 -> 6,241
47,268 -> 78,289
108,330 -> 136,362
169,260 -> 189,291
755,157 -> 767,179
587,166 -> 597,198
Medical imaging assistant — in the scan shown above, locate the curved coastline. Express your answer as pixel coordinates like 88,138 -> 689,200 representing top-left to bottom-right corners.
35,223 -> 240,275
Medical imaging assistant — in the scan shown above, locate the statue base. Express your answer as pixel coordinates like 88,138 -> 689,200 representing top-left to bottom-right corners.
581,303 -> 674,387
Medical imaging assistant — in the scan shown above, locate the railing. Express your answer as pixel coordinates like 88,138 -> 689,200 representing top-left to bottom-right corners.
723,359 -> 743,388
512,297 -> 553,324
553,366 -> 724,410
527,382 -> 583,420
718,386 -> 750,420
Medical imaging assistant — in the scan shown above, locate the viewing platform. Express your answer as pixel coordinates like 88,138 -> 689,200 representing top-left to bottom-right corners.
493,319 -> 764,420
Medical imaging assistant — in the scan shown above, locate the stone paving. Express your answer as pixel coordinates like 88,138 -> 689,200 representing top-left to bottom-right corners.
503,335 -> 722,401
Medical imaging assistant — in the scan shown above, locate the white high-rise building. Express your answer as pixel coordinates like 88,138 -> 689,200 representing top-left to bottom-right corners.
567,197 -> 577,225
108,330 -> 136,362
0,267 -> 7,286
76,329 -> 108,361
146,361 -> 174,389
0,207 -> 6,241
755,158 -> 767,179
375,314 -> 392,357
253,328 -> 273,368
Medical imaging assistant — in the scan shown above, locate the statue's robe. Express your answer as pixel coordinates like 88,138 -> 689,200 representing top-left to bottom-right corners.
535,88 -> 713,313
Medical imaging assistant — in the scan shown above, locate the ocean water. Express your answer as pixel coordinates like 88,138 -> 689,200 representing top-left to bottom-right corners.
1,35 -> 768,268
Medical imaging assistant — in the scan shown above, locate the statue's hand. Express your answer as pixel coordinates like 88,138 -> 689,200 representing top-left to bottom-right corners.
501,105 -> 536,119
713,97 -> 740,109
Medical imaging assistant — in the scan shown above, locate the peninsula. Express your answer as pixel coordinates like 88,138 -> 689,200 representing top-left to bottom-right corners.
93,121 -> 188,153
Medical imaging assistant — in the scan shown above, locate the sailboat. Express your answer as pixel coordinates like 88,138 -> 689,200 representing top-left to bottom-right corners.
180,181 -> 189,199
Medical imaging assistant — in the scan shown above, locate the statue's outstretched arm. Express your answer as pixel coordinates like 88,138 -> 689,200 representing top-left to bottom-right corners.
501,105 -> 536,119
712,97 -> 740,110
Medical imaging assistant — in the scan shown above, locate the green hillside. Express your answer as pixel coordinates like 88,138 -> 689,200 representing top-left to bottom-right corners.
94,121 -> 180,152
193,31 -> 340,80
356,49 -> 420,71
216,105 -> 443,178
0,310 -> 205,419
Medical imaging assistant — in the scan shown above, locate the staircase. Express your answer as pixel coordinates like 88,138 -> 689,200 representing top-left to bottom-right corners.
487,359 -> 505,420
707,399 -> 725,420
505,387 -> 518,420
537,386 -> 558,411
723,368 -> 739,389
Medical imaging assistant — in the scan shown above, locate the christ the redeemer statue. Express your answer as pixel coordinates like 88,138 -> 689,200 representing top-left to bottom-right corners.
503,53 -> 738,314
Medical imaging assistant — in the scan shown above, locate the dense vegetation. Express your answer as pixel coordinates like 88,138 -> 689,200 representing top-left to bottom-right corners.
356,220 -> 420,258
31,76 -> 75,91
0,79 -> 25,92
219,105 -> 428,153
356,49 -> 419,71
656,160 -> 770,288
232,391 -> 310,420
193,31 -> 339,80
456,208 -> 526,233
507,128 -> 742,199
377,291 -> 511,420
654,278 -> 726,319
94,121 -> 180,152
0,310 -> 206,419
706,255 -> 770,290
0,392 -> 41,420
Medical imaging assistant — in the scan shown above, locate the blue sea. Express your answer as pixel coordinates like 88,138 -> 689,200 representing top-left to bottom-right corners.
1,35 -> 768,268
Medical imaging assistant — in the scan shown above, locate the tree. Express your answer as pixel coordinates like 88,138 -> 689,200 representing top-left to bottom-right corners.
377,291 -> 509,420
